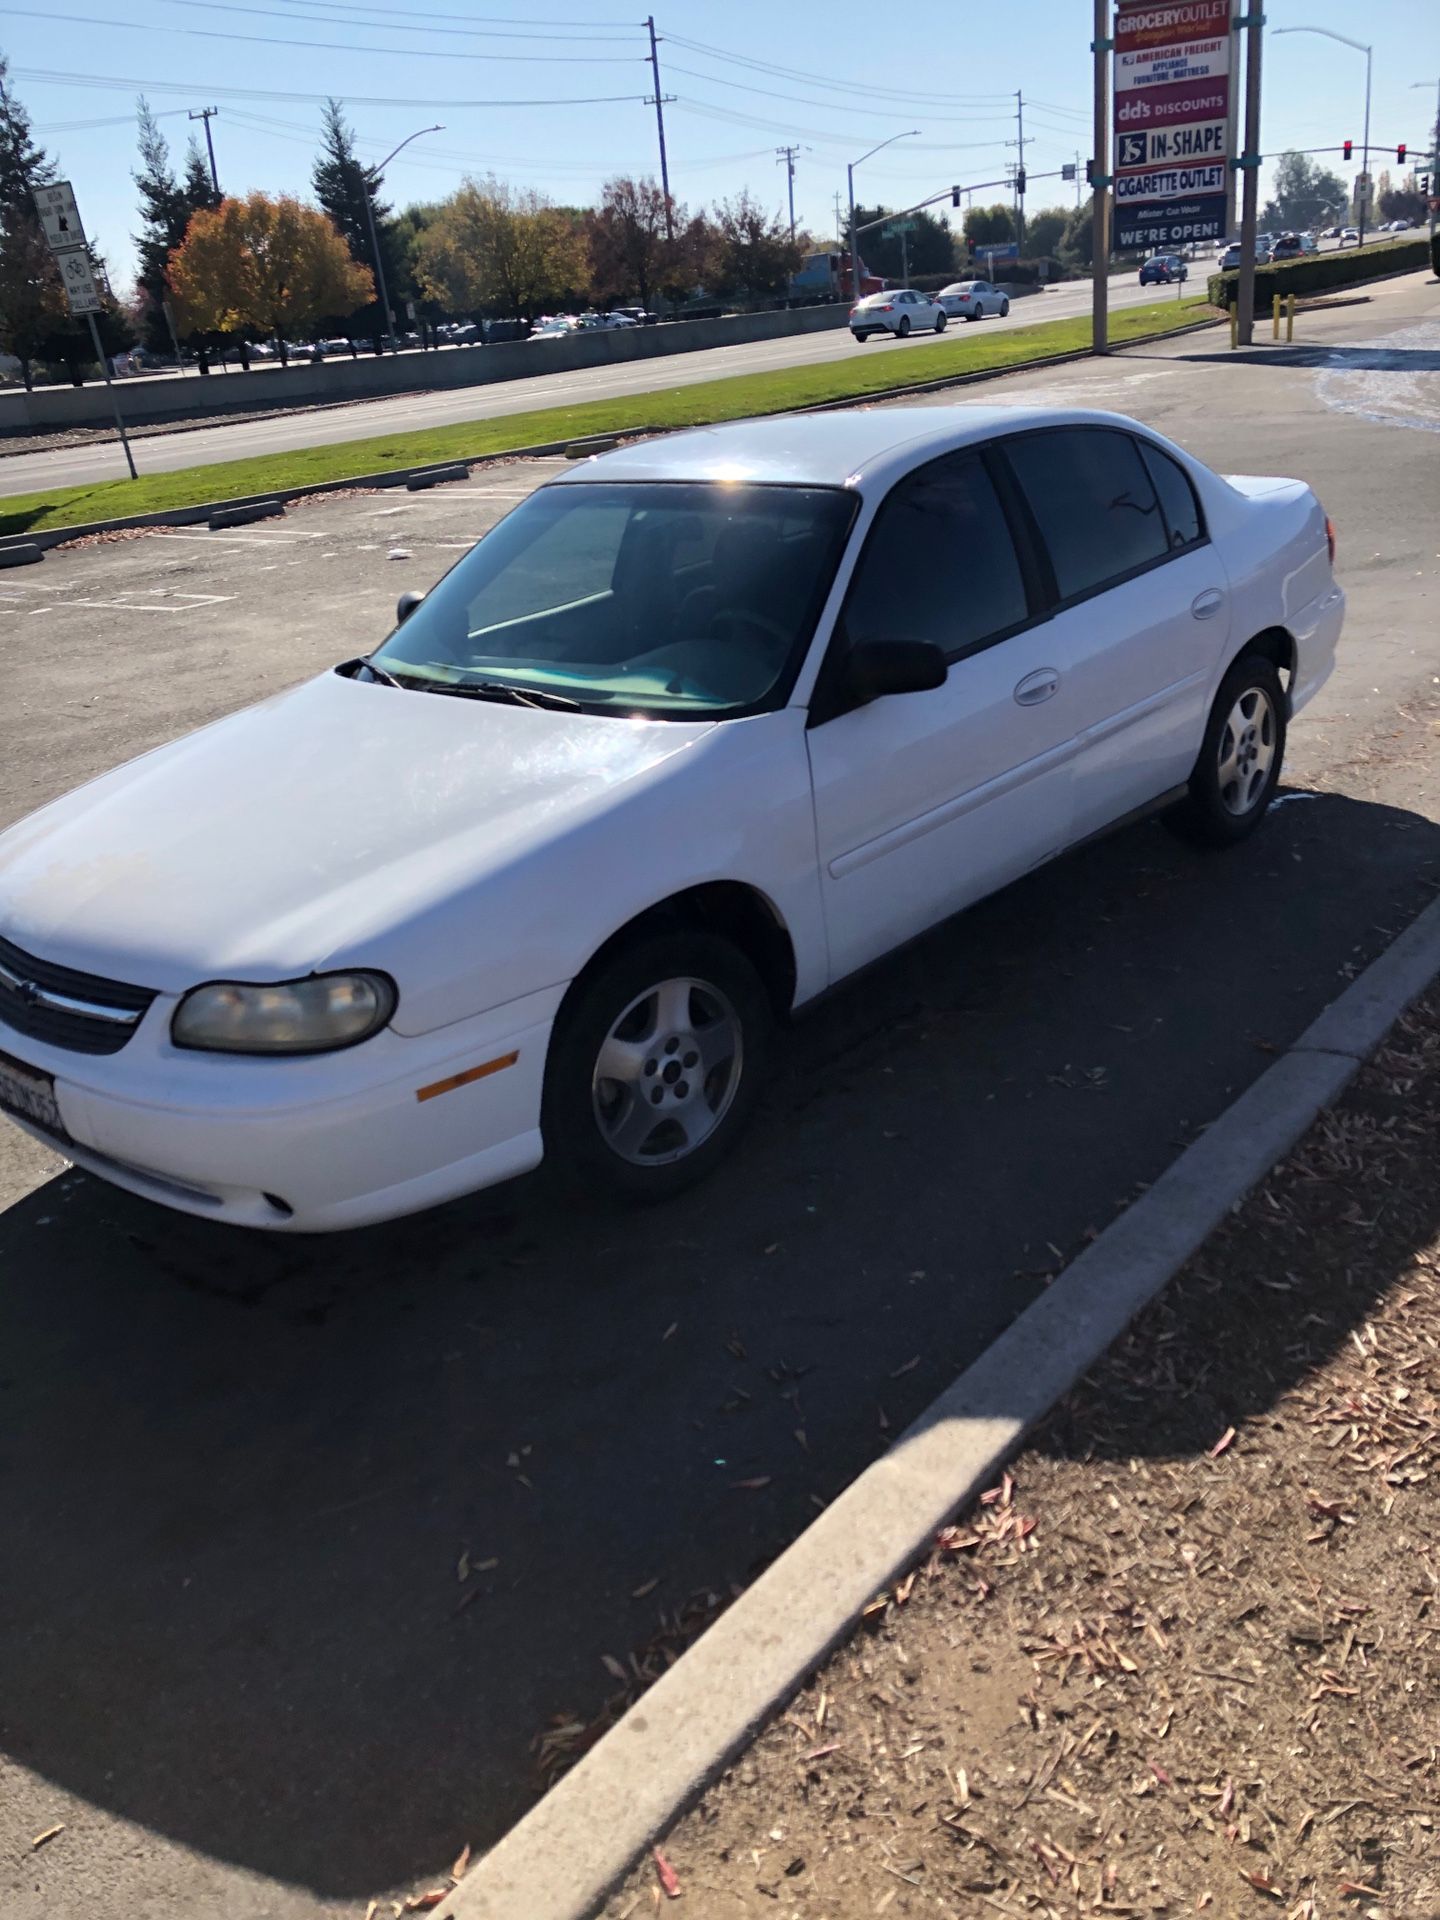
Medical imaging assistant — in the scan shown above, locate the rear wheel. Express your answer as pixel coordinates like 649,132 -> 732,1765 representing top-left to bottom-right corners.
1164,653 -> 1287,847
852,330 -> 871,343
542,930 -> 771,1203
896,315 -> 911,338
967,305 -> 981,322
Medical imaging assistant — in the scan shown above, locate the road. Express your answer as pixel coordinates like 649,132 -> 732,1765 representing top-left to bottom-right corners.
0,273 -> 1436,1919
0,269 -> 1187,498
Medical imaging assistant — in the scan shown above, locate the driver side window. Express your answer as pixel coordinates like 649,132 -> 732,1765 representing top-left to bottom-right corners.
842,452 -> 1031,663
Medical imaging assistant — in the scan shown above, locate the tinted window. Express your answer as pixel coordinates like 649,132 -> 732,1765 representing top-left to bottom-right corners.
1138,440 -> 1203,550
843,452 -> 1028,660
1005,427 -> 1169,600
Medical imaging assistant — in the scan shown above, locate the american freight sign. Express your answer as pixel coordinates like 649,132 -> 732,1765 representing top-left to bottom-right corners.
1113,0 -> 1234,251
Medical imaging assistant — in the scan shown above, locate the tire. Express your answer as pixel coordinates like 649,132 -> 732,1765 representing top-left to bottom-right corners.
1000,298 -> 1010,316
541,929 -> 771,1203
853,330 -> 871,343
896,316 -> 911,338
1164,652 -> 1287,848
934,311 -> 947,333
967,305 -> 981,323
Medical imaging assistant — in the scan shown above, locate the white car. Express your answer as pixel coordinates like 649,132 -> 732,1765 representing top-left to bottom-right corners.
849,288 -> 947,341
938,279 -> 1011,321
0,408 -> 1343,1231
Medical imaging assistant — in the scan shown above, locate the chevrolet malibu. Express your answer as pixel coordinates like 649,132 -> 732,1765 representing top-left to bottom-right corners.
0,408 -> 1343,1231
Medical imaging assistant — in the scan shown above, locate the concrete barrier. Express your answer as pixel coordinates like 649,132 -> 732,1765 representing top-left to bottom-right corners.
0,305 -> 853,434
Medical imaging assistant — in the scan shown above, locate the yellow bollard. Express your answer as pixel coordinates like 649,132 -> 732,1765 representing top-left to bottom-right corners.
1286,292 -> 1295,342
1272,292 -> 1281,339
1230,301 -> 1239,350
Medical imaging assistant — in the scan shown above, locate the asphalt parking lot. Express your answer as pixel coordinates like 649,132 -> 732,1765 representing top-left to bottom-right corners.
2,275 -> 1438,1918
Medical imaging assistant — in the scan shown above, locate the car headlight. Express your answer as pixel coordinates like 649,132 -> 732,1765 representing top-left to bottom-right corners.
172,972 -> 396,1054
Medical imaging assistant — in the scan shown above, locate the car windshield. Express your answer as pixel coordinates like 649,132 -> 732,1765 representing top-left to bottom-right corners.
371,481 -> 856,718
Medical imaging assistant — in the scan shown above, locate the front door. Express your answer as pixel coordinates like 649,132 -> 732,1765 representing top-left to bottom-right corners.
806,449 -> 1078,984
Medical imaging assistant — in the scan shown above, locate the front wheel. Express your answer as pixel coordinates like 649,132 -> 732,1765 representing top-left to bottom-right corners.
934,311 -> 947,333
896,315 -> 911,338
542,930 -> 771,1202
1164,653 -> 1287,847
999,298 -> 1010,316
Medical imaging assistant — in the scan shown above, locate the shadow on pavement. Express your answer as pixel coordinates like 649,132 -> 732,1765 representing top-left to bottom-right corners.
1180,344 -> 1440,372
1,789 -> 1438,1902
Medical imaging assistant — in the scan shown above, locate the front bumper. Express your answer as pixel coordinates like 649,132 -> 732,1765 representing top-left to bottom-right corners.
0,982 -> 563,1231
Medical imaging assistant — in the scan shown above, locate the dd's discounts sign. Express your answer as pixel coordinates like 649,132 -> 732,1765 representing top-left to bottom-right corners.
1113,0 -> 1233,251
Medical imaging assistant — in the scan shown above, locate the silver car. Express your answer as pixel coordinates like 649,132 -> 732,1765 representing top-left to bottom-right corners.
848,288 -> 948,341
938,279 -> 1011,322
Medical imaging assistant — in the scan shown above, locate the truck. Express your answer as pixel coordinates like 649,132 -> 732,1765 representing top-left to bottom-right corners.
788,250 -> 886,304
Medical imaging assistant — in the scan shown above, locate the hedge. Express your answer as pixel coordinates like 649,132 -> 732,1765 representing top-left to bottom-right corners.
1207,234 -> 1430,305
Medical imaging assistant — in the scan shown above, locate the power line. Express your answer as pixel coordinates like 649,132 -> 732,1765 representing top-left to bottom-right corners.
266,0 -> 638,21
666,62 -> 1017,123
5,9 -> 645,61
661,30 -> 1014,107
12,67 -> 653,107
35,107 -> 191,130
154,0 -> 639,36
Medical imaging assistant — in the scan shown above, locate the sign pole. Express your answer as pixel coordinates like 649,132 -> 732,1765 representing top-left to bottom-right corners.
1092,0 -> 1111,355
1235,8 -> 1263,346
86,311 -> 137,481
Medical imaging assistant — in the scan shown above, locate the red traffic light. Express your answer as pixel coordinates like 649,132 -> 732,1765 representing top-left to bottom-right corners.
1396,143 -> 1407,164
1342,140 -> 1353,161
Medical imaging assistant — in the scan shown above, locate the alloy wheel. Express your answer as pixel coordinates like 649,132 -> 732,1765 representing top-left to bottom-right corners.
591,976 -> 743,1166
1216,686 -> 1277,815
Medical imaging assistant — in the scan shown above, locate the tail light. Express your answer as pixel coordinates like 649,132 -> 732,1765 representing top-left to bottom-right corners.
1325,515 -> 1336,565
878,303 -> 894,312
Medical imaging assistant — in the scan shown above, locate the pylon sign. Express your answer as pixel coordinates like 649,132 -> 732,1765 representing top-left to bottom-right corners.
1113,0 -> 1232,252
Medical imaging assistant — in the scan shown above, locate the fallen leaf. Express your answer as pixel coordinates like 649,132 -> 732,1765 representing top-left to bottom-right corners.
31,1824 -> 64,1850
1241,1870 -> 1285,1899
457,1550 -> 470,1583
631,1577 -> 660,1599
451,1843 -> 471,1882
601,1653 -> 629,1683
802,1742 -> 839,1761
1208,1426 -> 1237,1458
890,1355 -> 920,1378
1150,1761 -> 1173,1787
653,1846 -> 681,1898
661,1322 -> 678,1341
731,1475 -> 772,1490
400,1891 -> 448,1912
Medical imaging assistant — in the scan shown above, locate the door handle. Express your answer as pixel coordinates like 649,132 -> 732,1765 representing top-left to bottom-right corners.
1191,589 -> 1225,620
1014,668 -> 1060,706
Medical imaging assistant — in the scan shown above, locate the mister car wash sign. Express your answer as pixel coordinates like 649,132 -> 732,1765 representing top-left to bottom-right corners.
1113,0 -> 1232,252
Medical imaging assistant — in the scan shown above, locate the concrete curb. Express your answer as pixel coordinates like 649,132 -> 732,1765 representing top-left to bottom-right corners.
439,887 -> 1440,1920
0,539 -> 42,567
0,314 -> 1226,554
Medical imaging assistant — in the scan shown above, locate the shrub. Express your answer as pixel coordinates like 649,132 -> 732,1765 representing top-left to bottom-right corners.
1207,235 -> 1429,305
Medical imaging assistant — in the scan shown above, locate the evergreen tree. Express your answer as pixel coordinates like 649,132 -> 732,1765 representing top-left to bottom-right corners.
0,51 -> 56,209
312,97 -> 398,346
132,98 -> 183,351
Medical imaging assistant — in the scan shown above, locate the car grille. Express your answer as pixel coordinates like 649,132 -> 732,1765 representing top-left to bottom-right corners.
0,932 -> 157,1056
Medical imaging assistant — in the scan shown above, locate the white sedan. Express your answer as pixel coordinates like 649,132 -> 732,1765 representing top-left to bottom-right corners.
938,279 -> 1011,321
849,288 -> 947,340
0,408 -> 1343,1231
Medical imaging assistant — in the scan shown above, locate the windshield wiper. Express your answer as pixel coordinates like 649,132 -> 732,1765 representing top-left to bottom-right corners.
340,655 -> 408,689
432,678 -> 583,712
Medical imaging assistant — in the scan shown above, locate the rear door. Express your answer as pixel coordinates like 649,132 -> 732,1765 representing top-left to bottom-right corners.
806,448 -> 1078,982
997,426 -> 1232,837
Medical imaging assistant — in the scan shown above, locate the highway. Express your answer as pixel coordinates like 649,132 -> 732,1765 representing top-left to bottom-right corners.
0,268 -> 1192,497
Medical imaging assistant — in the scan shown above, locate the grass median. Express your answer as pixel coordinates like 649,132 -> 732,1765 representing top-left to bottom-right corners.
1,298 -> 1217,538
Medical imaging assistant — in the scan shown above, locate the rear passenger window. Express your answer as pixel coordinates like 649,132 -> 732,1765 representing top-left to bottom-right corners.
1005,427 -> 1170,601
1138,440 -> 1203,550
843,452 -> 1029,661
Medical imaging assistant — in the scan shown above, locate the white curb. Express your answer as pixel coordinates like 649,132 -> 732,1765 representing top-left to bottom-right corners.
440,889 -> 1440,1920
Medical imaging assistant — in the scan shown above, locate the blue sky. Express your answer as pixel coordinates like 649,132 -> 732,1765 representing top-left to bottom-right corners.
4,0 -> 1435,289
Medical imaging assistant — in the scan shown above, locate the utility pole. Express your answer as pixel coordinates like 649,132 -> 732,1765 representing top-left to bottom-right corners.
645,16 -> 674,239
1014,91 -> 1028,252
775,144 -> 805,241
832,189 -> 843,244
1074,149 -> 1082,208
189,106 -> 220,195
1235,5 -> 1263,345
1091,0 -> 1111,353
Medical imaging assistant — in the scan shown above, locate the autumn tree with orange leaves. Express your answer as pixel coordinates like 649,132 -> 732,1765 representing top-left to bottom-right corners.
168,191 -> 372,360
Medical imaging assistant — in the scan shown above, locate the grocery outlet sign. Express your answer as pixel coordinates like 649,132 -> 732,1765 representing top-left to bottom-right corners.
1113,0 -> 1234,252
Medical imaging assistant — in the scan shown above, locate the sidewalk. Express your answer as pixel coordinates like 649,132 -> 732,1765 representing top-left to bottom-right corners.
606,994 -> 1440,1920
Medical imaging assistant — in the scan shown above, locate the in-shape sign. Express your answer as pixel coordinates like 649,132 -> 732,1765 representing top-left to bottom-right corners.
1117,119 -> 1227,167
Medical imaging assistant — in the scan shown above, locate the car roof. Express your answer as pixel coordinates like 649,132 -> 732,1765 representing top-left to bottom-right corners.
548,405 -> 1159,490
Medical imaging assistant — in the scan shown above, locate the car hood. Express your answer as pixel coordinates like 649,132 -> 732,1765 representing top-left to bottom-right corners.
0,671 -> 712,993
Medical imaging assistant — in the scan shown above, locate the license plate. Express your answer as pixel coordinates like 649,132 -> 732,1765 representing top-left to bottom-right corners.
0,1047 -> 70,1144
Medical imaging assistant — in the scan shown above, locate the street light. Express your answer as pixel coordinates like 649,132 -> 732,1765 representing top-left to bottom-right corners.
1413,79 -> 1440,238
364,124 -> 443,351
1274,26 -> 1372,244
846,130 -> 919,301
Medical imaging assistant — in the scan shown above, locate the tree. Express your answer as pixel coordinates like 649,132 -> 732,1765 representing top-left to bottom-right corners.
132,99 -> 219,353
1379,182 -> 1426,224
415,178 -> 585,319
312,98 -> 403,347
168,192 -> 373,362
1058,198 -> 1096,271
1261,150 -> 1348,231
712,189 -> 802,299
848,203 -> 956,280
1023,206 -> 1070,262
586,175 -> 678,312
964,203 -> 1017,249
0,52 -> 55,211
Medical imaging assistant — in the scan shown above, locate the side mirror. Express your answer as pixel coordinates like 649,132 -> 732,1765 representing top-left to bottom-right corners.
845,638 -> 948,703
396,590 -> 425,627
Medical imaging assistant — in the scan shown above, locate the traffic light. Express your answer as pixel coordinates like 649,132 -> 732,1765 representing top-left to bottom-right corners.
1086,158 -> 1095,185
1421,173 -> 1433,196
1343,140 -> 1353,161
1016,168 -> 1027,195
1396,143 -> 1406,164
952,185 -> 961,207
